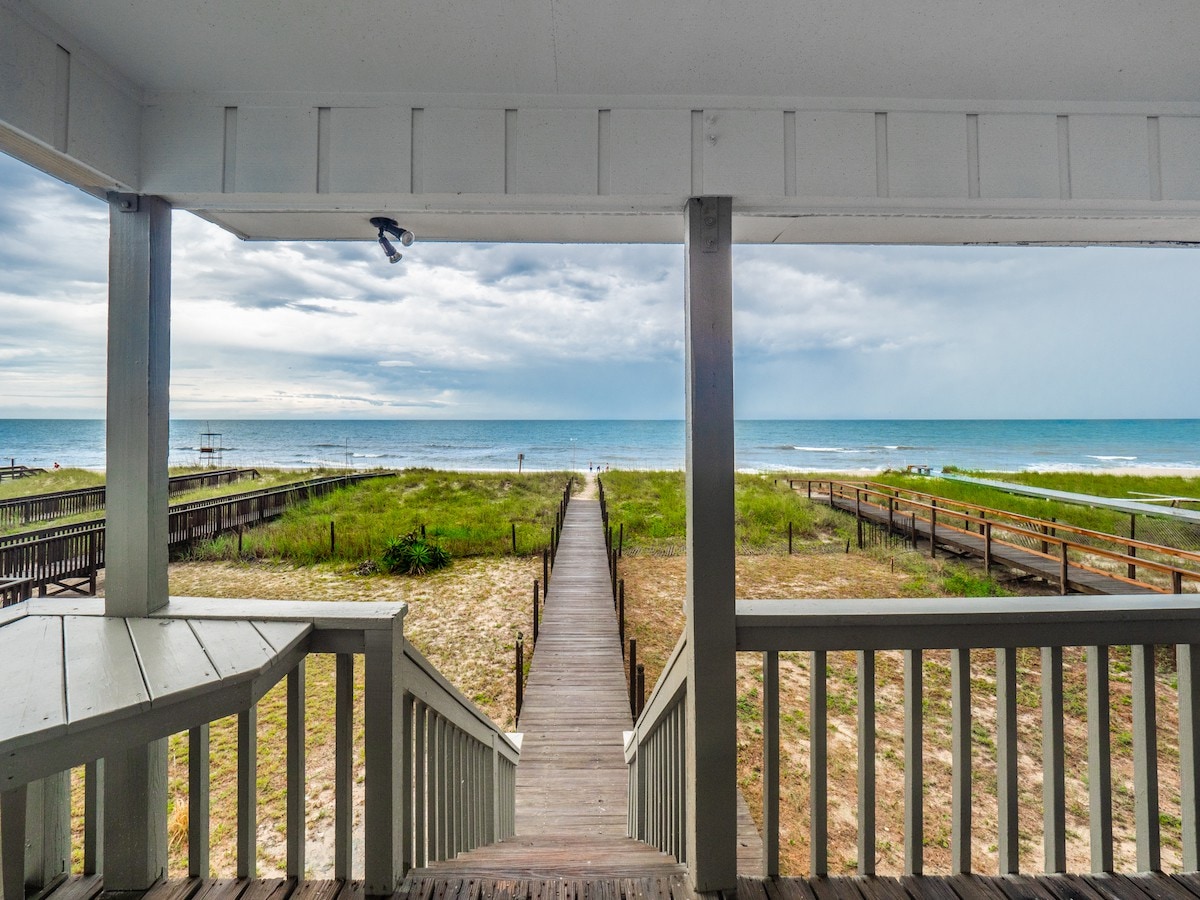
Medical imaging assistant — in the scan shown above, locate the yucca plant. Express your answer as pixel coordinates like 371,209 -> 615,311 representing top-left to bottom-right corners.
381,531 -> 451,575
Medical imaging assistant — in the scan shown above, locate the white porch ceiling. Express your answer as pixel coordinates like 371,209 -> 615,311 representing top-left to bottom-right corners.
2,0 -> 1200,244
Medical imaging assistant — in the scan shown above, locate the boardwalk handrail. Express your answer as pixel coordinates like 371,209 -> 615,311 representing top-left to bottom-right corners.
0,597 -> 518,896
738,594 -> 1200,877
800,479 -> 1200,594
0,472 -> 392,596
0,468 -> 260,529
624,631 -> 690,865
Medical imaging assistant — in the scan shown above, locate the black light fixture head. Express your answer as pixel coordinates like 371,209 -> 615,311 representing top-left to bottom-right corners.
370,216 -> 415,264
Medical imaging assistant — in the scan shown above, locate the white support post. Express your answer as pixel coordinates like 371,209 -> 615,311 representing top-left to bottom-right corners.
105,192 -> 171,618
1,786 -> 27,900
364,614 -> 406,895
103,739 -> 168,890
23,773 -> 70,891
683,196 -> 737,892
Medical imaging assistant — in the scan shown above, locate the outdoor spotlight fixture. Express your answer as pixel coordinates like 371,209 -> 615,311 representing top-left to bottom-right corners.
370,216 -> 415,264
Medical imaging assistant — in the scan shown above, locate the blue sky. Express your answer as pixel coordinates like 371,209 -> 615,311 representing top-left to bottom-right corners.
2,151 -> 1198,420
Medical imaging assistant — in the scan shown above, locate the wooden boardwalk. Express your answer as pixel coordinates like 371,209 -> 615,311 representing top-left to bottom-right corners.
820,490 -> 1160,596
407,496 -> 691,882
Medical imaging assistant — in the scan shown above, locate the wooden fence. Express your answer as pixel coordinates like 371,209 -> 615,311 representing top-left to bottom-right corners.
0,472 -> 391,598
0,467 -> 260,529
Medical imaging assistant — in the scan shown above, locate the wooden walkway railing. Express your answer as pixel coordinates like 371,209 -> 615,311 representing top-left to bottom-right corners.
0,467 -> 260,529
795,479 -> 1200,595
0,472 -> 391,601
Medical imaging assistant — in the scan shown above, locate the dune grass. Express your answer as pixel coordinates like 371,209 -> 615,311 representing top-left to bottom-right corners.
183,469 -> 576,565
600,470 -> 850,554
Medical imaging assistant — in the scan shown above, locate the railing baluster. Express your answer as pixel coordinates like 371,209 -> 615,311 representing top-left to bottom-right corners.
904,648 -> 923,875
1132,643 -> 1160,872
401,694 -> 413,872
237,705 -> 257,878
810,649 -> 828,877
187,727 -> 208,878
951,648 -> 971,874
84,759 -> 105,875
996,647 -> 1019,874
415,701 -> 428,868
437,715 -> 448,861
286,661 -> 306,878
1042,646 -> 1066,872
857,649 -> 876,876
1181,644 -> 1200,869
1088,645 -> 1113,873
334,653 -> 354,880
763,651 -> 779,878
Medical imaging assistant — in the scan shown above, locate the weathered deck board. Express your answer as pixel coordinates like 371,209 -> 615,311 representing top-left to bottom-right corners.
39,874 -> 1200,900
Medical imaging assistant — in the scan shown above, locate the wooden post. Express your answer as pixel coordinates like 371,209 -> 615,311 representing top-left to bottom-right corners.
286,661 -> 306,878
619,580 -> 626,653
984,522 -> 992,572
543,548 -> 549,590
1060,543 -> 1070,595
855,490 -> 863,550
533,583 -> 539,643
929,500 -> 937,558
1129,514 -> 1138,580
515,635 -> 524,725
683,196 -> 737,891
512,522 -> 517,555
619,523 -> 624,558
910,513 -> 917,550
636,664 -> 646,717
629,638 -> 638,717
330,520 -> 336,555
787,521 -> 793,555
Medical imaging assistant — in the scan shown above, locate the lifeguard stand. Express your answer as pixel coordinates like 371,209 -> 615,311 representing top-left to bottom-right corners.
199,430 -> 223,468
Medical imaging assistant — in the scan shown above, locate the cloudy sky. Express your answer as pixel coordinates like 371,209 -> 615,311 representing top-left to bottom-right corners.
2,151 -> 1197,421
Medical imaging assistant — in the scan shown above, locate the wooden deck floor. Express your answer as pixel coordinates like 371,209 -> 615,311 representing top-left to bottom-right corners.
39,869 -> 1200,900
819,492 -> 1159,596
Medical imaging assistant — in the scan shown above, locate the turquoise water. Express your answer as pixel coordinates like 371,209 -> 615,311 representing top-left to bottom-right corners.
2,419 -> 1198,474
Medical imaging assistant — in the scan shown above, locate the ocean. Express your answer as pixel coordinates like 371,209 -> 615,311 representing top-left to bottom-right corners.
2,419 -> 1199,475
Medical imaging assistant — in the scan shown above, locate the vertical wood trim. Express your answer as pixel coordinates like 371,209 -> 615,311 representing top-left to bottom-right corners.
951,648 -> 971,874
237,706 -> 257,879
416,703 -> 428,867
334,653 -> 353,880
875,112 -> 889,198
410,108 -> 424,194
1180,644 -> 1200,869
53,46 -> 70,152
1088,645 -> 1114,873
967,114 -> 981,199
857,650 -> 876,876
904,648 -> 923,875
810,649 -> 828,877
1,786 -> 28,900
504,109 -> 517,194
1057,115 -> 1071,200
222,108 -> 238,193
997,647 -> 1019,874
364,620 -> 404,893
683,196 -> 737,893
84,759 -> 105,875
1148,117 -> 1163,201
105,193 -> 171,617
784,111 -> 797,197
1042,646 -> 1066,872
763,652 -> 779,877
316,107 -> 331,194
598,109 -> 611,195
286,661 -> 306,878
1132,643 -> 1160,872
187,727 -> 209,878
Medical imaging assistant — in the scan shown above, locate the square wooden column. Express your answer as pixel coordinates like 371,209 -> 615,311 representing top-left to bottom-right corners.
102,193 -> 171,890
105,192 -> 171,618
683,196 -> 738,892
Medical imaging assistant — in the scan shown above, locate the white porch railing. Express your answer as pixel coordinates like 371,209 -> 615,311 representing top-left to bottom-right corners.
0,597 -> 518,899
624,632 -> 689,866
745,594 -> 1200,878
626,594 -> 1200,883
